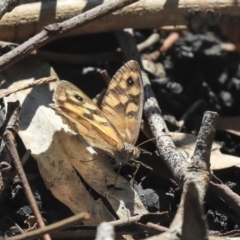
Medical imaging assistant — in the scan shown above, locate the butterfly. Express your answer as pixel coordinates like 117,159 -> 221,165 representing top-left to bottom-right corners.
50,60 -> 144,165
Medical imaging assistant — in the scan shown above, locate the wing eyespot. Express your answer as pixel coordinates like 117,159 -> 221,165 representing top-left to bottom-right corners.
74,94 -> 83,102
127,111 -> 134,119
126,77 -> 134,86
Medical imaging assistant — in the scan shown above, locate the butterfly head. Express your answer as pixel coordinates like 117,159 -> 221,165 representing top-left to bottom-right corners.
114,142 -> 140,165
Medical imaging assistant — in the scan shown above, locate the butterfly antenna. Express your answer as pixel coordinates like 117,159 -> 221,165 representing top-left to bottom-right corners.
138,147 -> 152,155
137,138 -> 156,147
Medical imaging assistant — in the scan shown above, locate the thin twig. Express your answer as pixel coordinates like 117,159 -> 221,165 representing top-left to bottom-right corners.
136,222 -> 168,234
2,0 -> 240,42
21,150 -> 31,166
0,0 -> 138,72
108,212 -> 171,227
137,33 -> 160,52
8,212 -> 90,240
143,32 -> 180,61
210,178 -> 240,218
159,25 -> 188,32
168,111 -> 217,236
100,70 -> 112,85
3,102 -> 51,240
116,29 -> 188,184
147,112 -> 218,240
0,76 -> 57,98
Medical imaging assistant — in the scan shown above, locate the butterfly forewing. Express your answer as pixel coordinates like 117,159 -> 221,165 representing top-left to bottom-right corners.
51,80 -> 124,155
101,60 -> 143,145
51,61 -> 143,163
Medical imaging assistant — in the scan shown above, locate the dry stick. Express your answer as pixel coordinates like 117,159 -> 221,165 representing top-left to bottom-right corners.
159,25 -> 188,32
9,212 -> 167,240
145,112 -> 218,240
100,70 -> 112,85
0,0 -> 19,20
3,102 -> 51,240
136,222 -> 168,234
182,183 -> 208,240
2,0 -> 240,42
0,41 -> 122,65
21,149 -> 31,166
168,112 -> 218,235
210,180 -> 240,218
116,30 -> 240,222
7,212 -> 90,240
116,29 -> 188,184
137,33 -> 161,52
0,76 -> 57,98
144,32 -> 180,61
115,30 -> 231,239
0,0 -> 138,72
0,101 -> 21,195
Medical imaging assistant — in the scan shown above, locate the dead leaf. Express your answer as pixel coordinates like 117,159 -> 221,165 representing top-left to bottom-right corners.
3,56 -> 147,225
172,132 -> 240,170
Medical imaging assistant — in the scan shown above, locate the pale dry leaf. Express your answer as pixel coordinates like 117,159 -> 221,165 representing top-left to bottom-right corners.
2,57 -> 113,224
172,132 -> 240,170
95,222 -> 115,240
3,56 -> 147,223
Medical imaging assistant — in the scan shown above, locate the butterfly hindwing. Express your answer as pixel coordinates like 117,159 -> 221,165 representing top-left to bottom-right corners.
101,60 -> 143,145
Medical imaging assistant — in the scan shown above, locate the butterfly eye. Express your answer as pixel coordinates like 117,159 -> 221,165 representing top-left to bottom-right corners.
74,94 -> 83,101
126,77 -> 134,86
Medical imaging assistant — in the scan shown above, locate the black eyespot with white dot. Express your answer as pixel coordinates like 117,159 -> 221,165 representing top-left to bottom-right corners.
126,77 -> 134,86
75,94 -> 83,101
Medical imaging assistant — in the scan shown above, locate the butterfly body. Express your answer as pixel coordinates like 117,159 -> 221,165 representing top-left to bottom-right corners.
51,60 -> 143,165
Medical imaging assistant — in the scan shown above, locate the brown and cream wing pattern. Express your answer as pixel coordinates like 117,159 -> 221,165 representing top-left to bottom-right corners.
51,80 -> 124,155
101,60 -> 144,145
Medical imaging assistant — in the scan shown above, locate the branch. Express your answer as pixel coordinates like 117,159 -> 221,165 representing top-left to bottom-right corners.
116,29 -> 189,183
1,0 -> 240,42
0,0 -> 138,72
8,212 -> 90,240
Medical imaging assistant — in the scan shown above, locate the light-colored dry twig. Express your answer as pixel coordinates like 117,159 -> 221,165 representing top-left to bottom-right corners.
210,178 -> 240,218
2,0 -> 240,42
0,0 -> 138,72
3,102 -> 51,240
166,112 -> 217,235
115,28 -> 238,240
145,111 -> 218,240
143,32 -> 180,61
116,28 -> 188,184
0,76 -> 57,98
137,33 -> 160,52
8,212 -> 90,240
136,222 -> 168,234
21,150 -> 31,166
159,25 -> 188,32
100,70 -> 112,85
